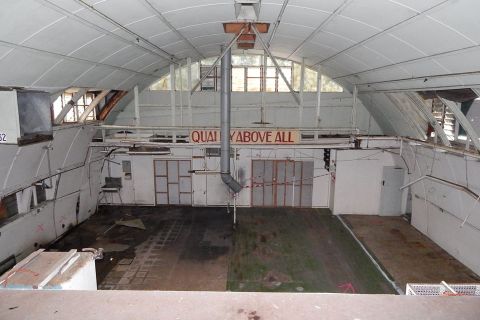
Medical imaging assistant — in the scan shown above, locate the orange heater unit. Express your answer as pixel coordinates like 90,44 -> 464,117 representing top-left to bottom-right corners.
223,22 -> 270,50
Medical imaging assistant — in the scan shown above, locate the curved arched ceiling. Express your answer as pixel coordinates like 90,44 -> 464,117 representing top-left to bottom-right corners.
1,0 -> 479,94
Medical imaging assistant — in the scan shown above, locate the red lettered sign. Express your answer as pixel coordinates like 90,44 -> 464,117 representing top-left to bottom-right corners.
189,130 -> 299,144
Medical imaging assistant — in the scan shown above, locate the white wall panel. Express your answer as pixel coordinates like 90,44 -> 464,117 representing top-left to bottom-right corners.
0,125 -> 101,264
0,202 -> 56,262
405,144 -> 480,276
53,192 -> 80,237
333,149 -> 402,215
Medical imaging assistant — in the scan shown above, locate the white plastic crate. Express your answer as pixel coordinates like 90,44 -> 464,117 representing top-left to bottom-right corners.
406,282 -> 480,296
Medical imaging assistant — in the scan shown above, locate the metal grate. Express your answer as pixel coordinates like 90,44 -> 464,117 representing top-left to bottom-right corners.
406,283 -> 480,296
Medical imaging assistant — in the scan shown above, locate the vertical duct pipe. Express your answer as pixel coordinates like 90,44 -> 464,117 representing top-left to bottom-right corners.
220,46 -> 242,193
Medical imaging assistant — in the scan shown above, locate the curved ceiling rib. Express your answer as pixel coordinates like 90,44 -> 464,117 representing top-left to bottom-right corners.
0,0 -> 478,101
73,0 -> 178,62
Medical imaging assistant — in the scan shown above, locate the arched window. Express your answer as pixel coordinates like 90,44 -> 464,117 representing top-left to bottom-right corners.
150,53 -> 343,93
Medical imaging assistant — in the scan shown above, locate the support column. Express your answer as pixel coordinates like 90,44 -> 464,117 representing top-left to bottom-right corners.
179,62 -> 184,127
170,63 -> 176,142
352,85 -> 358,132
261,54 -> 267,124
316,66 -> 323,127
187,57 -> 193,126
299,57 -> 305,127
170,63 -> 176,127
134,85 -> 140,126
134,85 -> 140,138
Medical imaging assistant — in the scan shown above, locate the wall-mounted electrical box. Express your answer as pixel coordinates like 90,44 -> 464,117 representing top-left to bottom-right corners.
0,89 -> 53,145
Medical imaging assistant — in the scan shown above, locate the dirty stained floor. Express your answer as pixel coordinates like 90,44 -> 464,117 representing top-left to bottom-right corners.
343,215 -> 480,290
50,206 -> 477,293
51,206 -> 232,291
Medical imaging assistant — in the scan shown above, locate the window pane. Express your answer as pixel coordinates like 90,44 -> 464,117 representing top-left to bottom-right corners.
201,57 -> 217,65
267,57 -> 291,67
304,68 -> 318,92
248,67 -> 261,77
278,77 -> 290,92
233,54 -> 261,66
84,94 -> 93,105
191,62 -> 200,88
202,78 -> 215,91
266,67 -> 276,78
65,108 -> 76,122
52,96 -> 63,119
321,75 -> 343,92
247,78 -> 261,92
278,67 -> 292,92
150,75 -> 170,90
232,68 -> 245,92
265,78 -> 276,92
292,63 -> 301,91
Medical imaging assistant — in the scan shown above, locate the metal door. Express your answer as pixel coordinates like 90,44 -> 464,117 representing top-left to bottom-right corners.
251,160 -> 313,207
154,160 -> 192,205
379,166 -> 405,215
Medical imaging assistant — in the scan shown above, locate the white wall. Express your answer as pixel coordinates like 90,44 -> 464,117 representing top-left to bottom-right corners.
332,147 -> 403,215
101,146 -> 331,208
402,143 -> 480,276
0,125 -> 103,264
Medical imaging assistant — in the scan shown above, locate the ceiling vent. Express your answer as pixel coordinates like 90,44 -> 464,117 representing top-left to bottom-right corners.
234,0 -> 261,21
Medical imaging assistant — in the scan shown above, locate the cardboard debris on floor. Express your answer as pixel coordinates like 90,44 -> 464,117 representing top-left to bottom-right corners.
115,219 -> 146,230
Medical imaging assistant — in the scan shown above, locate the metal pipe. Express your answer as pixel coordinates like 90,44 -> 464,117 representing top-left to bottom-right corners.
220,46 -> 242,193
400,174 -> 479,200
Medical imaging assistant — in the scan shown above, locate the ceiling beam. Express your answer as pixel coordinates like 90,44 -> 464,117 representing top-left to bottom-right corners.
287,0 -> 353,59
313,0 -> 451,67
142,0 -> 204,59
0,39 -> 159,79
266,0 -> 289,48
356,69 -> 480,89
253,24 -> 300,105
79,90 -> 111,123
73,0 -> 178,63
333,44 -> 480,82
39,0 -> 174,64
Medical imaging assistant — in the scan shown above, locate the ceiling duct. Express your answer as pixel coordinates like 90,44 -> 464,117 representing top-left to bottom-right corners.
234,0 -> 261,21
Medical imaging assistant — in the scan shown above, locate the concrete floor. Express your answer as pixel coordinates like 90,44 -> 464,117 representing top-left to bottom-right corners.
49,206 -> 477,293
343,215 -> 479,290
3,291 -> 480,320
51,206 -> 232,291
